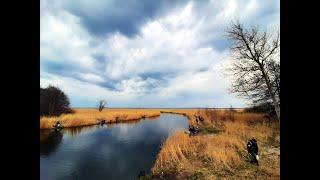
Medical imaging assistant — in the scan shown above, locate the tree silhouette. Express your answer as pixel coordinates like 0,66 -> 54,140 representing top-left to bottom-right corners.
226,22 -> 280,122
98,100 -> 107,112
40,86 -> 73,116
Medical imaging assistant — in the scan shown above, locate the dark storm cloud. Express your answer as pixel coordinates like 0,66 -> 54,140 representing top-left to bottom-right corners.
60,0 -> 188,37
41,60 -> 74,76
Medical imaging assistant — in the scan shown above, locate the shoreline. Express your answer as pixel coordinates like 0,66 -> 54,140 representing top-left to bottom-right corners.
40,108 -> 205,129
150,109 -> 280,179
39,109 -> 237,129
40,109 -> 162,129
39,108 -> 280,179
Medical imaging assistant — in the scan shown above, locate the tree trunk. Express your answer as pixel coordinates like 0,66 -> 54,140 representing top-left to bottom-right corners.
271,95 -> 280,123
260,64 -> 280,123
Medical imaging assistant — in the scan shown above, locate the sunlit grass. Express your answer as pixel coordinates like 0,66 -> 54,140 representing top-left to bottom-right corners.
40,108 -> 279,179
40,108 -> 161,129
152,109 -> 280,179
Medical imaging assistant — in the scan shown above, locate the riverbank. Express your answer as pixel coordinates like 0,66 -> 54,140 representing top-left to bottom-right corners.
40,108 -> 279,179
40,108 -> 161,129
150,109 -> 280,179
40,108 -> 245,129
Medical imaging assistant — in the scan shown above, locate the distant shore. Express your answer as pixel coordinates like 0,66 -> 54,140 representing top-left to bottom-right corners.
40,108 -> 246,129
40,108 -> 162,129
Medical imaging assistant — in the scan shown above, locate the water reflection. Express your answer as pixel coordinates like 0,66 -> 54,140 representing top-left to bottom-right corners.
40,130 -> 63,156
63,125 -> 98,138
40,113 -> 188,180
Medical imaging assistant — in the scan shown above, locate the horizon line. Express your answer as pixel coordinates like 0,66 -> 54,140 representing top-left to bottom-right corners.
71,107 -> 248,109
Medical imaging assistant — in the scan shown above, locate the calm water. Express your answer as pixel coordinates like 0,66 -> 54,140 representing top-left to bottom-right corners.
40,113 -> 188,180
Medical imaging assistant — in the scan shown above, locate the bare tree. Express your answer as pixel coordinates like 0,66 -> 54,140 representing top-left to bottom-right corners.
226,22 -> 280,122
98,100 -> 107,112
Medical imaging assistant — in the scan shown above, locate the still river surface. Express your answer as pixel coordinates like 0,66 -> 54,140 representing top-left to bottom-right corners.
40,113 -> 188,180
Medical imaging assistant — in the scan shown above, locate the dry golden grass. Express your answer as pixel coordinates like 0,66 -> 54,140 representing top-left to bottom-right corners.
40,108 -> 161,129
163,109 -> 267,125
152,109 -> 280,179
40,108 -> 279,179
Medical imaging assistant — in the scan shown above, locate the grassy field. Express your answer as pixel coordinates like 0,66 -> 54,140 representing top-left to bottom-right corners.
151,109 -> 280,179
40,108 -> 243,129
40,108 -> 161,129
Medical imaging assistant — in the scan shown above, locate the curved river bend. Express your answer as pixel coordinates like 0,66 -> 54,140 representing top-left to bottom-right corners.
40,113 -> 188,180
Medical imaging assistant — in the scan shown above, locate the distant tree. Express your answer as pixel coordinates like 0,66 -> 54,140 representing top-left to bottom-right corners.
226,21 -> 280,122
98,100 -> 107,112
40,86 -> 73,116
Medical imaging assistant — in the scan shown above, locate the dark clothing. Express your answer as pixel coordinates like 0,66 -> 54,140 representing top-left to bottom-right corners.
100,120 -> 105,126
188,125 -> 199,135
247,139 -> 259,164
53,122 -> 62,131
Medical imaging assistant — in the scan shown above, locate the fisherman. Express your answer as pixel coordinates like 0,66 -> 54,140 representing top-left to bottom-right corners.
100,119 -> 105,126
199,116 -> 204,122
247,138 -> 259,165
194,115 -> 199,124
188,125 -> 199,136
53,121 -> 62,131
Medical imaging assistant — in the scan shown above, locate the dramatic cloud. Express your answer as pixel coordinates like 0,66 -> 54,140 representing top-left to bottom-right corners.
59,0 -> 188,37
40,0 -> 279,108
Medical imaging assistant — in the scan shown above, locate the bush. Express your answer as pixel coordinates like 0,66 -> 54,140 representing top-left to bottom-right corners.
245,102 -> 274,114
245,102 -> 277,121
40,86 -> 73,116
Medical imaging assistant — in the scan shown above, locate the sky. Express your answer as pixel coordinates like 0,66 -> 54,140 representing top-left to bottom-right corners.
40,0 -> 279,108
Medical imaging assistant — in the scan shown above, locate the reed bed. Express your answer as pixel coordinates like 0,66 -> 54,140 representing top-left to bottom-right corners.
152,109 -> 280,179
40,108 -> 161,129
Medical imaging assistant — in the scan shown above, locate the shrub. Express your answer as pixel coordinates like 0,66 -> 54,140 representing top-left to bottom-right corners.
245,102 -> 277,121
40,86 -> 73,116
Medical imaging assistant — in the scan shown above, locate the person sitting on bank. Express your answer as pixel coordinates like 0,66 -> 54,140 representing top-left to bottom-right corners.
53,121 -> 62,130
100,119 -> 105,126
247,138 -> 259,165
188,125 -> 199,135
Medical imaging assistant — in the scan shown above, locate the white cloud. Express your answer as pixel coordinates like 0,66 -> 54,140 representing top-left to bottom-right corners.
78,73 -> 105,83
40,0 -> 279,108
40,9 -> 97,69
41,72 -> 126,103
102,2 -> 217,80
